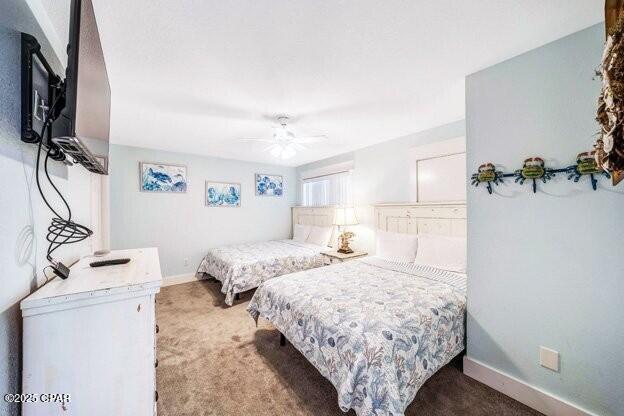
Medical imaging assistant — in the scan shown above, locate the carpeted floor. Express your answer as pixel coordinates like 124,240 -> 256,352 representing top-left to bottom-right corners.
156,280 -> 542,416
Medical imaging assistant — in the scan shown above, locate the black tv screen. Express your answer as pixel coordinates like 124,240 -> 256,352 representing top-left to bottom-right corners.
51,0 -> 110,174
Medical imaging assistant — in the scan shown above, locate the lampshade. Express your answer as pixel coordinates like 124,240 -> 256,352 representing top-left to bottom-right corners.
333,207 -> 358,226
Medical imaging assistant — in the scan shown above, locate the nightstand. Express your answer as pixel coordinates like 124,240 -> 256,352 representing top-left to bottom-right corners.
321,250 -> 368,265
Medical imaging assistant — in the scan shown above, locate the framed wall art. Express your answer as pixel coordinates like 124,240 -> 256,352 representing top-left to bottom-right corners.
205,181 -> 241,207
140,162 -> 187,193
255,173 -> 283,196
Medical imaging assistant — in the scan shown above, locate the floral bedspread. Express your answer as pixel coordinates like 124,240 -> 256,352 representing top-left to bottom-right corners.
197,240 -> 324,305
247,257 -> 467,416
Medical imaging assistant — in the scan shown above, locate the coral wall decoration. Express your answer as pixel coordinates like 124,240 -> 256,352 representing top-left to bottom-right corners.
595,0 -> 624,185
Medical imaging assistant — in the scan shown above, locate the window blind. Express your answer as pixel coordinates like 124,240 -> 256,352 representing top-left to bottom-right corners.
301,171 -> 352,206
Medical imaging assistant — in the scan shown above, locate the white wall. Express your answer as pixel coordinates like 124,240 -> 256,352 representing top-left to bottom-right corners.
109,144 -> 298,279
467,23 -> 623,415
0,28 -> 94,416
296,120 -> 465,253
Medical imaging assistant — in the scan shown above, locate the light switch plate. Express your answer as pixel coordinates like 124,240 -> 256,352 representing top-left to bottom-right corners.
539,346 -> 559,372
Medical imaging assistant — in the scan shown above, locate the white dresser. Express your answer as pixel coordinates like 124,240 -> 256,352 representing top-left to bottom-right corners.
20,248 -> 162,416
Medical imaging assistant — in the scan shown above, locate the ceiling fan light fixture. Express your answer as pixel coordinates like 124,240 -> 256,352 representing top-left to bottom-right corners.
281,145 -> 296,159
270,145 -> 283,158
238,115 -> 325,160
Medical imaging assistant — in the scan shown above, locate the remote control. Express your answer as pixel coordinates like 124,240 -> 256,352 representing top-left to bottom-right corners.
89,258 -> 131,267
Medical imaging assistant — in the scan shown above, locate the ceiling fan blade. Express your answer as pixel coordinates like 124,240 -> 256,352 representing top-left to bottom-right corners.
238,138 -> 275,143
293,135 -> 327,144
292,142 -> 308,151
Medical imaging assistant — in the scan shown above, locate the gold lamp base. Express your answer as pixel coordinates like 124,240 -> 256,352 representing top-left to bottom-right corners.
337,247 -> 354,254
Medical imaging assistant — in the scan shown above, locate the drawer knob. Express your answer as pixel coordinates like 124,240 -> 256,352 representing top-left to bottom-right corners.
155,390 -> 158,402
155,359 -> 159,368
155,324 -> 159,334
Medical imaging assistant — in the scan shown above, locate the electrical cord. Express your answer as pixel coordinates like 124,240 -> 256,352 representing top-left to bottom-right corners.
42,141 -> 92,261
42,265 -> 56,283
35,94 -> 92,273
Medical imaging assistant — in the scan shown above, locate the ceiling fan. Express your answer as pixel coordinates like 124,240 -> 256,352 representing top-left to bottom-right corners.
239,116 -> 327,159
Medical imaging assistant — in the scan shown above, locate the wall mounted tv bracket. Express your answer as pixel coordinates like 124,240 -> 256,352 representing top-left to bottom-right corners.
20,33 -> 66,162
51,136 -> 107,174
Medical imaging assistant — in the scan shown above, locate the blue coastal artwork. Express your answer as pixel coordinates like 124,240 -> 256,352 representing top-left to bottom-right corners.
141,162 -> 187,193
255,174 -> 283,196
205,181 -> 241,207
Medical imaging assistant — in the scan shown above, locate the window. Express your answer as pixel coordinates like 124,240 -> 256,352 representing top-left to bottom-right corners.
302,171 -> 352,206
416,153 -> 466,202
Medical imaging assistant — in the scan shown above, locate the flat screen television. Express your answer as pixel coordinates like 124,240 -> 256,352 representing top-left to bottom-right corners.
51,0 -> 110,175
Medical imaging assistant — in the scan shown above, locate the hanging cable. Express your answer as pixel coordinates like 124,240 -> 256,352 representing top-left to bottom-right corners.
34,93 -> 92,278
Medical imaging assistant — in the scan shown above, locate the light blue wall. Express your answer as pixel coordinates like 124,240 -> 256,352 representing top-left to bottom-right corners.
296,120 -> 465,252
109,145 -> 298,278
0,29 -> 93,416
467,23 -> 623,415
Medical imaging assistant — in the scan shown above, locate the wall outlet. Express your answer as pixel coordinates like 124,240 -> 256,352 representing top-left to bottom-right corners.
184,258 -> 189,267
539,346 -> 559,372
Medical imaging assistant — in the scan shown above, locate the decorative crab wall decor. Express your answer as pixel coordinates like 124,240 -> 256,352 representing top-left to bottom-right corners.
513,157 -> 556,193
566,151 -> 611,190
471,151 -> 612,195
470,163 -> 505,194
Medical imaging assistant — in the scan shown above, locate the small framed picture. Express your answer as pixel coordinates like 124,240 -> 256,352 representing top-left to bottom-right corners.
205,181 -> 241,207
255,173 -> 284,196
140,162 -> 187,193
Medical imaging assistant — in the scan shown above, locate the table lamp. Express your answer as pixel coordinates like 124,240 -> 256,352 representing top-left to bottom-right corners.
333,207 -> 359,254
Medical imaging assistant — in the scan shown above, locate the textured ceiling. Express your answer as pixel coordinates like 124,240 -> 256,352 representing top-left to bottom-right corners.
44,0 -> 603,166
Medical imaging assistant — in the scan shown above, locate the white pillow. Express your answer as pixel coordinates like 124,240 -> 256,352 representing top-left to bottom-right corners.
375,230 -> 419,262
293,224 -> 312,243
414,234 -> 466,273
306,226 -> 333,247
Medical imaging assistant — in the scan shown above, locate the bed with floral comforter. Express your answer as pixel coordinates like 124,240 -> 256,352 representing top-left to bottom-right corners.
247,257 -> 466,416
197,240 -> 325,305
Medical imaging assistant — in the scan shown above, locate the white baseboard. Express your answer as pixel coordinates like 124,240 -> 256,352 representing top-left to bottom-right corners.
463,356 -> 596,416
162,273 -> 201,287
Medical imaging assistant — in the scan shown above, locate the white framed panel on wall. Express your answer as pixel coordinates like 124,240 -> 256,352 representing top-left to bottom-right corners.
417,153 -> 467,202
409,136 -> 466,203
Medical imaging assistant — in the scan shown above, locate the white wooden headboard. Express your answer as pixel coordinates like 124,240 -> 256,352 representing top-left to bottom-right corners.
374,202 -> 466,236
292,206 -> 336,245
